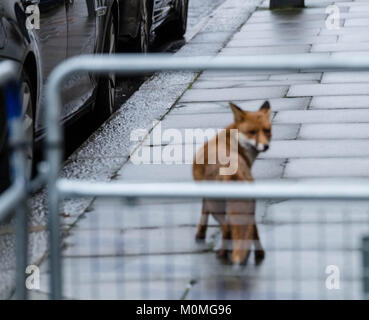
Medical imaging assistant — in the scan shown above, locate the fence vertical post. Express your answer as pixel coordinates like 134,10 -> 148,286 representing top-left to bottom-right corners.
48,179 -> 62,299
15,202 -> 28,299
270,0 -> 305,9
45,70 -> 65,300
5,81 -> 29,300
363,236 -> 369,299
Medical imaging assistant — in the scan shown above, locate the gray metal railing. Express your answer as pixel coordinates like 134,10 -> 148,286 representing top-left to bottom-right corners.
2,53 -> 369,299
0,60 -> 30,300
43,53 -> 369,299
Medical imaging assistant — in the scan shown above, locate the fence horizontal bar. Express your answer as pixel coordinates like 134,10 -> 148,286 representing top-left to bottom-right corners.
57,179 -> 369,200
46,53 -> 369,299
47,54 -> 369,80
0,183 -> 25,222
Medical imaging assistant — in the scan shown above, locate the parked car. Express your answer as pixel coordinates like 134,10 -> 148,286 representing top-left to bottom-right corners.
0,0 -> 189,192
118,0 -> 189,52
0,0 -> 119,189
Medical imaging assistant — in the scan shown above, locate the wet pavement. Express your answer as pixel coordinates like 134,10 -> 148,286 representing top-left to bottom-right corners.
0,0 -> 228,300
6,0 -> 369,299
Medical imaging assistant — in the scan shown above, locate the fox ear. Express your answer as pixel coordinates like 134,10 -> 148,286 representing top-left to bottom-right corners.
259,101 -> 271,114
229,102 -> 246,123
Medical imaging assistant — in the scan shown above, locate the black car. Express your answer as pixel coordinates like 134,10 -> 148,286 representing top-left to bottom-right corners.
119,0 -> 189,52
0,0 -> 189,191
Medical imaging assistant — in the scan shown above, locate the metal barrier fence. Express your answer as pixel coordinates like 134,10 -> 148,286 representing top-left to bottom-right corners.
2,54 -> 369,299
0,60 -> 29,300
44,53 -> 369,300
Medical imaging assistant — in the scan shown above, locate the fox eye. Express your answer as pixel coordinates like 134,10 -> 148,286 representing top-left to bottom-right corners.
248,130 -> 257,135
263,129 -> 271,135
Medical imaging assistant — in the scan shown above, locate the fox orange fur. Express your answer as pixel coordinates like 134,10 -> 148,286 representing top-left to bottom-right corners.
193,101 -> 272,266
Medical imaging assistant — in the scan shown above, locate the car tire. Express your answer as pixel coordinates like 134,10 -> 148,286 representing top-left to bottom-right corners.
96,15 -> 117,120
166,0 -> 188,39
134,0 -> 153,53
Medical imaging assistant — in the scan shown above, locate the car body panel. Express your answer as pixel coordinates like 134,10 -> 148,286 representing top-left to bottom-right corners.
63,0 -> 97,120
0,0 -> 118,142
35,0 -> 68,132
118,0 -> 181,40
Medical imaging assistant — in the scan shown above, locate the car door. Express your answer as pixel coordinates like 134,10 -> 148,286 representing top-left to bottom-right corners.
63,0 -> 97,119
35,0 -> 68,132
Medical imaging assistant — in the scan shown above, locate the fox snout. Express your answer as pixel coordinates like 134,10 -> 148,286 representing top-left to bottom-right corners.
257,143 -> 269,152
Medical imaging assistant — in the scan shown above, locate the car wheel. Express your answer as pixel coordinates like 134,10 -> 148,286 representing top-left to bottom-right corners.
135,0 -> 153,53
0,69 -> 35,193
96,15 -> 117,119
167,0 -> 188,39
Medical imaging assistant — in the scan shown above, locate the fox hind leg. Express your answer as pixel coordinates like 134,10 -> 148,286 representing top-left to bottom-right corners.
217,222 -> 231,260
195,199 -> 210,241
227,200 -> 255,265
206,200 -> 229,259
253,224 -> 265,264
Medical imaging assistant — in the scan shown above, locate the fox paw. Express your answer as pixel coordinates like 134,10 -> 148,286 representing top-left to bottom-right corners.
216,249 -> 228,260
195,233 -> 206,242
255,249 -> 265,264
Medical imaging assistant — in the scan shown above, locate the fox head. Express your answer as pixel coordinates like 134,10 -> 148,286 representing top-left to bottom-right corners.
229,101 -> 272,152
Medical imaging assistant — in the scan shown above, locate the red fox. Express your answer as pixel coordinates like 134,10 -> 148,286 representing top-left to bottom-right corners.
193,101 -> 272,266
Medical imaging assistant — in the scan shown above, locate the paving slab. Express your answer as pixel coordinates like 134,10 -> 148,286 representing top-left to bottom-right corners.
264,199 -> 369,224
117,159 -> 285,181
228,36 -> 337,47
63,226 -> 206,257
220,45 -> 311,56
321,72 -> 369,83
310,95 -> 369,109
247,13 -> 329,24
252,7 -> 347,17
181,86 -> 288,102
288,83 -> 369,97
299,123 -> 369,139
187,250 -> 362,299
284,158 -> 369,178
259,223 -> 368,252
312,43 -> 369,53
192,80 -> 317,89
74,200 -> 203,230
190,31 -> 232,44
259,140 -> 369,159
339,34 -> 369,42
230,28 -> 321,39
269,73 -> 322,81
274,109 -> 369,124
199,70 -> 296,80
171,98 -> 309,114
40,258 -> 193,300
345,18 -> 369,27
241,20 -> 338,32
321,27 -> 369,35
350,5 -> 369,12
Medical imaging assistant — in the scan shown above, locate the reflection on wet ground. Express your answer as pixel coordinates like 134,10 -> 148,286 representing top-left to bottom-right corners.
44,198 -> 368,300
